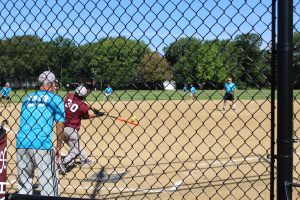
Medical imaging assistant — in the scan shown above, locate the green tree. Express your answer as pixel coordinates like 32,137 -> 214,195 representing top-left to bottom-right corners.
0,35 -> 49,84
233,33 -> 268,88
195,39 -> 232,87
81,36 -> 151,87
138,52 -> 172,82
165,37 -> 235,87
47,36 -> 77,84
164,37 -> 202,84
294,31 -> 300,88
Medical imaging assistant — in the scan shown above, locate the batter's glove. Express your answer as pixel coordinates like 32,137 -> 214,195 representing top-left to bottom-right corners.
92,109 -> 105,117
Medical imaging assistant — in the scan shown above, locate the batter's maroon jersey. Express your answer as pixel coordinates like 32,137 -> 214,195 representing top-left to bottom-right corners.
64,92 -> 89,131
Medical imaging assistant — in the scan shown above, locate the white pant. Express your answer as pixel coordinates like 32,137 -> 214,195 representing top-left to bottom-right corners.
63,127 -> 88,166
17,148 -> 59,196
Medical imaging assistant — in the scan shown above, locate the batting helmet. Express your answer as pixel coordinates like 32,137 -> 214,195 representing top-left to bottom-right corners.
75,86 -> 88,96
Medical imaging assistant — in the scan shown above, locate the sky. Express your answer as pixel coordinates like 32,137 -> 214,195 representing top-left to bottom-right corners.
0,0 -> 298,53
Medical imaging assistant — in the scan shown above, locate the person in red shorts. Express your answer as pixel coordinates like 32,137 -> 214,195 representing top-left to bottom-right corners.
59,85 -> 104,174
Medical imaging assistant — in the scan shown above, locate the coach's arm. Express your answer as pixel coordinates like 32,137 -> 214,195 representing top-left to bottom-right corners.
55,122 -> 65,160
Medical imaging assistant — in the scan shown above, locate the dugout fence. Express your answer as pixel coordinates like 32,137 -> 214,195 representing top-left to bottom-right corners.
0,0 -> 299,199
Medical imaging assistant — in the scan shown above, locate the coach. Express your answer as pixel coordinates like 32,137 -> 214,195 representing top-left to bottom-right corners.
16,71 -> 65,196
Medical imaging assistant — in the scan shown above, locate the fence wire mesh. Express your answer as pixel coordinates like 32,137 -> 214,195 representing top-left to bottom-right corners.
0,0 -> 296,199
293,0 -> 300,199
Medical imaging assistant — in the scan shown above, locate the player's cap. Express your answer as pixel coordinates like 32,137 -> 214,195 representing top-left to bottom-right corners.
75,86 -> 88,96
38,71 -> 56,84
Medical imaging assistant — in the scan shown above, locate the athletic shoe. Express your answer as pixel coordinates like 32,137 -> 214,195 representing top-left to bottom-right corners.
59,163 -> 67,175
80,158 -> 95,166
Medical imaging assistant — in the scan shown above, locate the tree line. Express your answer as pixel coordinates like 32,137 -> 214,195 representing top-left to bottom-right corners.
0,32 -> 299,90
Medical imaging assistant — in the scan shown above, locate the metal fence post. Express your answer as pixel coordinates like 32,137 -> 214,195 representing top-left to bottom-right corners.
270,0 -> 277,199
277,0 -> 294,200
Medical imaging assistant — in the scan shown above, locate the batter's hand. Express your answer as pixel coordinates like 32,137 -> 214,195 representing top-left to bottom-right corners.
92,109 -> 105,117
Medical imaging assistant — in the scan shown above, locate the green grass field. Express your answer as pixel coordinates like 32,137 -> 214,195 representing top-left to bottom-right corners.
6,89 -> 299,103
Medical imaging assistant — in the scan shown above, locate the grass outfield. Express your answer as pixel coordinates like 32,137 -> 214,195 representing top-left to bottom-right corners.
6,89 -> 300,103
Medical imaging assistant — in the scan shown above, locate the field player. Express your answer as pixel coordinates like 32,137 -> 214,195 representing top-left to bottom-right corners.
104,84 -> 113,101
190,84 -> 196,100
60,85 -> 104,174
1,83 -> 11,100
223,77 -> 236,111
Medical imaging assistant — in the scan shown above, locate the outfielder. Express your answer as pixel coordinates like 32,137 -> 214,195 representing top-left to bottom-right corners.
1,83 -> 11,100
223,77 -> 236,111
190,84 -> 196,100
183,83 -> 188,93
60,85 -> 104,174
104,84 -> 113,101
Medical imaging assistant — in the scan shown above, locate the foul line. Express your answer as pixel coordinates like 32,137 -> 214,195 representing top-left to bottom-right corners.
59,180 -> 183,194
197,156 -> 261,168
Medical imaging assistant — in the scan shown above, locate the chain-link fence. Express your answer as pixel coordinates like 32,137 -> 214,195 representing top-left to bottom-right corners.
0,0 -> 297,199
293,0 -> 300,199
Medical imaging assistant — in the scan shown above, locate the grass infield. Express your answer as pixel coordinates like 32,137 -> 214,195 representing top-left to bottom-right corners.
6,89 -> 300,103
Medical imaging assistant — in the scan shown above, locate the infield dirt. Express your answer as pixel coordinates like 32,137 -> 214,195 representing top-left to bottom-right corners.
2,99 -> 300,199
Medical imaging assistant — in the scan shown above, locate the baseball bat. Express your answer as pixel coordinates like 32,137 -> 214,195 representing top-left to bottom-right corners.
92,108 -> 139,126
105,113 -> 139,126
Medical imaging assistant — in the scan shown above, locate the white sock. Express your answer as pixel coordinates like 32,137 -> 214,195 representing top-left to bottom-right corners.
232,103 -> 236,110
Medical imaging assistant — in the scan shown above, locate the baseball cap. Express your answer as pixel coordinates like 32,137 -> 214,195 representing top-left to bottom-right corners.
38,71 -> 56,84
75,86 -> 88,96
